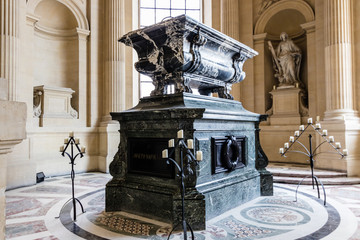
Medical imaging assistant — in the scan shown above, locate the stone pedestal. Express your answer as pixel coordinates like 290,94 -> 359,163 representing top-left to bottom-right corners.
269,87 -> 307,125
0,100 -> 26,240
33,85 -> 78,127
106,93 -> 265,229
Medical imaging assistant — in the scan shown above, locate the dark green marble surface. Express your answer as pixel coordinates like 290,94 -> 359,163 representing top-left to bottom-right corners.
106,93 -> 272,230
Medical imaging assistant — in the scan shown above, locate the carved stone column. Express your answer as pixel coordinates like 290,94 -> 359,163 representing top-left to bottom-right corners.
0,0 -> 19,101
321,0 -> 360,177
103,0 -> 124,122
324,0 -> 357,120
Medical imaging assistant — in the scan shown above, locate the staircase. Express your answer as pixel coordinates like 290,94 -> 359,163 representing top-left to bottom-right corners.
267,163 -> 360,185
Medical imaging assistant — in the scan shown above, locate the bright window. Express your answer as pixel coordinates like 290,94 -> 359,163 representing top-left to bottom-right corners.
139,0 -> 201,97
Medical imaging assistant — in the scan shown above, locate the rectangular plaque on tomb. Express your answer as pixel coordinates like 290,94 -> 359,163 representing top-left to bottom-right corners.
211,136 -> 247,174
128,138 -> 175,178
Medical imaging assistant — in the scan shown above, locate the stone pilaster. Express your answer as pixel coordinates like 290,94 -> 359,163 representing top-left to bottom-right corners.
220,0 -> 241,101
324,0 -> 357,120
220,0 -> 240,41
0,0 -> 19,101
103,0 -> 124,122
0,99 -> 26,240
77,28 -> 90,126
300,21 -> 316,118
253,33 -> 268,114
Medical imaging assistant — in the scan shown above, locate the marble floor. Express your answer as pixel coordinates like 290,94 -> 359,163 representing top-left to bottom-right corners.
5,172 -> 360,240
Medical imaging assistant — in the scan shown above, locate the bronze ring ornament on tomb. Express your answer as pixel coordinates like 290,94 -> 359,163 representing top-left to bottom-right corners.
222,136 -> 240,171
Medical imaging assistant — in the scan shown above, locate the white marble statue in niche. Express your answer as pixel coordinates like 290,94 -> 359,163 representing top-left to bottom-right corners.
268,32 -> 302,87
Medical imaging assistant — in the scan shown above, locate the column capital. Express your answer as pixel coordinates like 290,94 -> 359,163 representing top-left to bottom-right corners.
300,21 -> 315,34
253,33 -> 268,43
77,28 -> 90,41
26,14 -> 39,27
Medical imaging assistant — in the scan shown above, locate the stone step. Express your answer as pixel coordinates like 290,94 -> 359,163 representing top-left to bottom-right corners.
267,163 -> 360,185
269,167 -> 347,178
273,176 -> 360,185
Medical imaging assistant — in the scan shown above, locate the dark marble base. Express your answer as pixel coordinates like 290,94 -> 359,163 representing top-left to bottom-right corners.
259,170 -> 274,196
106,174 -> 260,230
106,93 -> 272,230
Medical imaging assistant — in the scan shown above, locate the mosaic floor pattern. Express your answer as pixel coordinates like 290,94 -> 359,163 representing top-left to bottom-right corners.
5,173 -> 360,239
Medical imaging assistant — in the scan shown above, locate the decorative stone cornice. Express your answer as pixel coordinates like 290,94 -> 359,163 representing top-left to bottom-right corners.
26,13 -> 39,27
0,140 -> 23,154
34,23 -> 78,40
300,21 -> 315,34
76,27 -> 90,40
253,33 -> 268,43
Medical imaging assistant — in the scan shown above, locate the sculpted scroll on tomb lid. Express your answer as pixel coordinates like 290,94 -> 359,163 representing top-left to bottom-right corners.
119,15 -> 258,100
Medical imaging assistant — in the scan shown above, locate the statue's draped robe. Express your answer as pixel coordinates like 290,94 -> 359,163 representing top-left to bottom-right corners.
276,39 -> 301,85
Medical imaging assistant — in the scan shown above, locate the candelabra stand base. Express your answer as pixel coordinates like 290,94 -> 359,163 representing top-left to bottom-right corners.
56,197 -> 86,221
167,221 -> 194,240
295,175 -> 326,206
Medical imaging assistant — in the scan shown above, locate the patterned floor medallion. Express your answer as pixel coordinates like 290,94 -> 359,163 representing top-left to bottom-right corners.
5,173 -> 359,240
216,216 -> 289,239
88,212 -> 160,237
241,206 -> 310,226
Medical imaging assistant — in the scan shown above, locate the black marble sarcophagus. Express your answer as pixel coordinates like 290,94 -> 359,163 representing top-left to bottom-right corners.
106,15 -> 273,230
119,15 -> 257,99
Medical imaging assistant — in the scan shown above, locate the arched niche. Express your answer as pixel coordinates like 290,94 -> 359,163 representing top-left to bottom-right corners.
253,0 -> 314,115
27,0 -> 90,126
33,0 -> 79,100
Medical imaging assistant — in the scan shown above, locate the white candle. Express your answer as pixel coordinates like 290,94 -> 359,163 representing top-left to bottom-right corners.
196,151 -> 203,161
81,146 -> 86,153
289,136 -> 295,142
284,142 -> 289,149
299,125 -> 305,131
343,149 -> 348,156
75,138 -> 80,144
162,149 -> 168,158
187,139 -> 194,149
295,83 -> 299,88
322,129 -> 328,136
335,142 -> 341,149
69,131 -> 74,137
294,131 -> 300,137
307,118 -> 313,124
60,145 -> 64,152
177,130 -> 184,139
168,139 -> 175,148
316,116 -> 320,122
279,148 -> 284,154
329,136 -> 334,143
273,85 -> 276,90
315,123 -> 321,129
64,138 -> 69,144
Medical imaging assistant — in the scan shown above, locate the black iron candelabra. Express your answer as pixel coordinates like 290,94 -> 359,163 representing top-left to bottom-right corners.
57,132 -> 86,221
162,130 -> 203,240
279,118 -> 348,206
